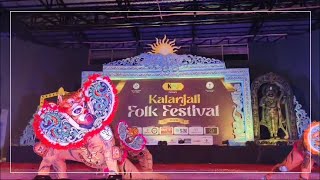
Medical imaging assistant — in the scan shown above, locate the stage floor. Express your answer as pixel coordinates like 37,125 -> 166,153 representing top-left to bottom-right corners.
1,163 -> 319,179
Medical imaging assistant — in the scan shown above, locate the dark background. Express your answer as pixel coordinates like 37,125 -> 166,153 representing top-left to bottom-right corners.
2,29 -> 318,145
0,5 -> 319,163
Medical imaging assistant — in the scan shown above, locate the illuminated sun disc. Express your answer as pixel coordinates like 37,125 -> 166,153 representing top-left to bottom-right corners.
148,35 -> 180,55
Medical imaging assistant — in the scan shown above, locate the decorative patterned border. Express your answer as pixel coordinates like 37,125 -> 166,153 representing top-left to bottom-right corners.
106,53 -> 226,71
230,83 -> 246,141
293,96 -> 310,138
81,71 -> 103,86
224,71 -> 253,141
100,54 -> 253,144
19,117 -> 36,146
103,67 -> 250,80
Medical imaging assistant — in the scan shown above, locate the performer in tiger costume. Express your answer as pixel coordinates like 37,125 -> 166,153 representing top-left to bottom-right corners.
33,74 -> 165,179
264,121 -> 319,180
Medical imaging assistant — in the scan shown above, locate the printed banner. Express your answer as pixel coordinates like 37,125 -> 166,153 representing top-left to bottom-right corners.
111,78 -> 237,145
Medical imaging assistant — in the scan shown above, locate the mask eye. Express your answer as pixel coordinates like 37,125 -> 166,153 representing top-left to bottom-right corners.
72,106 -> 83,116
68,99 -> 75,104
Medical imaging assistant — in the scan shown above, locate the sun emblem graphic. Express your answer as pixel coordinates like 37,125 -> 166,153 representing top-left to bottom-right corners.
148,35 -> 180,55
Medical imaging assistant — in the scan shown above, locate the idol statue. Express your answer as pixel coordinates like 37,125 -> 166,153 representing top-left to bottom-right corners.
32,74 -> 166,180
259,84 -> 289,139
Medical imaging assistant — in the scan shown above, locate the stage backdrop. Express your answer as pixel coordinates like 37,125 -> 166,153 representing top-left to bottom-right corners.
82,53 -> 253,146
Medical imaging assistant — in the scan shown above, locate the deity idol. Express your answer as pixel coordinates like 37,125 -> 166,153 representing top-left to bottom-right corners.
259,84 -> 289,139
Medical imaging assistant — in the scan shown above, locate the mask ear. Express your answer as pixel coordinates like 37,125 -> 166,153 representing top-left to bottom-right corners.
57,95 -> 63,104
76,89 -> 83,97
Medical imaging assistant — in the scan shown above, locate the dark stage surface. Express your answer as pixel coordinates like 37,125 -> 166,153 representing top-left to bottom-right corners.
10,145 -> 292,164
6,145 -> 320,179
2,162 -> 320,180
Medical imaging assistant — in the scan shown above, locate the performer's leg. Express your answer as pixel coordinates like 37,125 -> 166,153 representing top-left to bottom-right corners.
282,149 -> 304,171
52,160 -> 68,179
37,158 -> 53,176
33,143 -> 53,177
37,148 -> 58,176
264,148 -> 304,180
119,158 -> 139,179
299,155 -> 315,180
104,139 -> 120,175
138,148 -> 153,172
